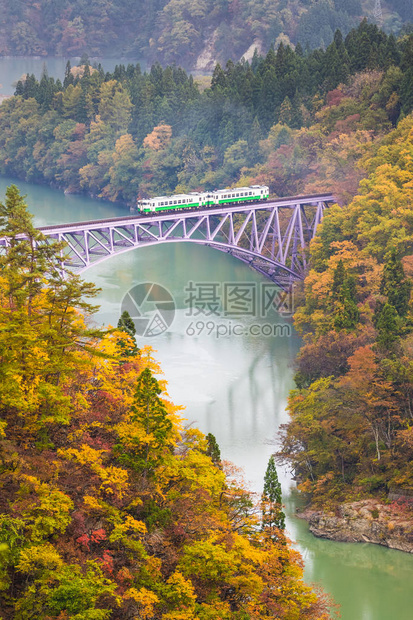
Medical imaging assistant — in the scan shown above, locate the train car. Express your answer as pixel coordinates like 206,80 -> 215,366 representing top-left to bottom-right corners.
137,185 -> 269,213
213,185 -> 269,205
137,192 -> 202,213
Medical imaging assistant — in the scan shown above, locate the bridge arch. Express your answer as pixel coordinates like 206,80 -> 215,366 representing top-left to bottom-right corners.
76,237 -> 300,289
0,194 -> 335,289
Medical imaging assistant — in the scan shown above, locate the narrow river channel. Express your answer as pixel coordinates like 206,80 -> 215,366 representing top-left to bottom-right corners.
1,58 -> 413,619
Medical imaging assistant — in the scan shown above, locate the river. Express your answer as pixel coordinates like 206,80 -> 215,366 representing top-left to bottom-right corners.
2,173 -> 413,619
1,57 -> 413,619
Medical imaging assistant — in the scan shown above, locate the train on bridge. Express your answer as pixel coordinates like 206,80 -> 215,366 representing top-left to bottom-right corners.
137,185 -> 270,213
6,191 -> 334,284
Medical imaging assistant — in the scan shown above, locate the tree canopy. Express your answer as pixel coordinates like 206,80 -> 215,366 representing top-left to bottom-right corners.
278,116 -> 413,506
0,0 -> 410,68
0,188 -> 331,619
2,23 -> 413,207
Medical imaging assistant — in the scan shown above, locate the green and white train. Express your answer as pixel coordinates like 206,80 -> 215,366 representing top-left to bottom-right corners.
137,185 -> 269,213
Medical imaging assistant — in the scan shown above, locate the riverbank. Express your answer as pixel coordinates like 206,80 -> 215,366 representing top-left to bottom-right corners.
299,499 -> 413,554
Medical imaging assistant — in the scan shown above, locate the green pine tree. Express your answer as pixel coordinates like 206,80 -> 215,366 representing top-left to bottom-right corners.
118,310 -> 136,337
375,302 -> 399,350
117,310 -> 139,358
331,259 -> 359,331
278,96 -> 293,126
211,63 -> 226,90
380,250 -> 411,317
63,61 -> 74,89
116,368 -> 174,478
206,433 -> 221,466
262,456 -> 285,532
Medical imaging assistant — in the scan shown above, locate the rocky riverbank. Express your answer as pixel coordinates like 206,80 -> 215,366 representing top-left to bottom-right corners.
299,499 -> 413,553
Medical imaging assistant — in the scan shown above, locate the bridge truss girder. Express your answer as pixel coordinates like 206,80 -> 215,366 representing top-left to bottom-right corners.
1,195 -> 334,288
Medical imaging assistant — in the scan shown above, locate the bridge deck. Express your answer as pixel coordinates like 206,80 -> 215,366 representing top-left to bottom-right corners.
1,192 -> 336,287
37,193 -> 336,234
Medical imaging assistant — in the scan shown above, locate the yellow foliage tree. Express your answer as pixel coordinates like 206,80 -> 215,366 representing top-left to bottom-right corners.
143,124 -> 173,151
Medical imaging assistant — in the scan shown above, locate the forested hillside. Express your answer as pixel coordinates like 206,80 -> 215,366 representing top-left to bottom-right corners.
0,0 -> 411,69
277,114 -> 413,508
0,186 -> 332,619
1,21 -> 412,206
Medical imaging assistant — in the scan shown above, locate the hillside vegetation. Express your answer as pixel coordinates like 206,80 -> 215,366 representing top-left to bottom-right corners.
1,21 -> 412,207
0,0 -> 411,69
277,114 -> 413,508
2,18 -> 413,525
0,186 -> 332,619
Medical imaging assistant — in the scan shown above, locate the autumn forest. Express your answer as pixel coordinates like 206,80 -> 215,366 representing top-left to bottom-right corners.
1,9 -> 413,619
0,187 -> 331,618
2,20 -> 413,208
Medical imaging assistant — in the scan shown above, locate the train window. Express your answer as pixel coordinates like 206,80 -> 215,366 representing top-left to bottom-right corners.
249,192 -> 252,195
236,193 -> 239,197
232,194 -> 235,197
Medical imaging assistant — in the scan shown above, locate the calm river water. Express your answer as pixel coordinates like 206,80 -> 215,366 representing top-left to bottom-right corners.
1,57 -> 413,619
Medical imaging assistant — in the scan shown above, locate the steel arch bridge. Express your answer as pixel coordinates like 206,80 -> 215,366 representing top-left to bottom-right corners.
2,193 -> 335,289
